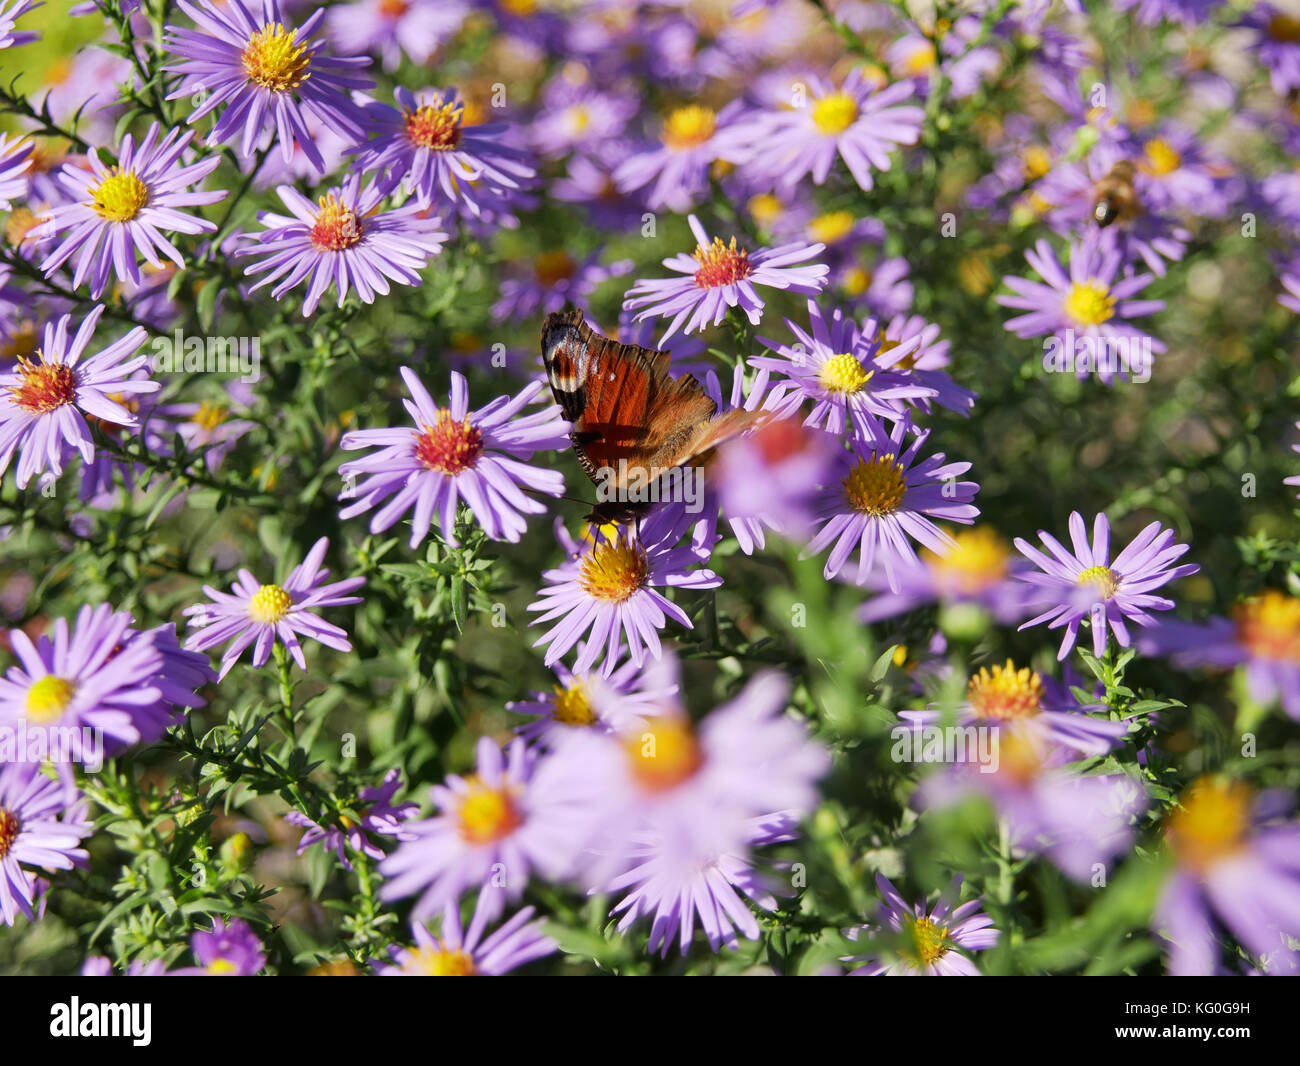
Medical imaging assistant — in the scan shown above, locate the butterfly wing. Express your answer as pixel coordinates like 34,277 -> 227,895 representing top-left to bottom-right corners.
655,405 -> 771,470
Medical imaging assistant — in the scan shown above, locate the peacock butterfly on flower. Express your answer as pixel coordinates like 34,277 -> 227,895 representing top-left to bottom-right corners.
540,309 -> 767,525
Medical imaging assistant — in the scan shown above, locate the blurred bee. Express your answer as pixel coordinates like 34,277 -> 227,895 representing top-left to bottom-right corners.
1091,160 -> 1141,229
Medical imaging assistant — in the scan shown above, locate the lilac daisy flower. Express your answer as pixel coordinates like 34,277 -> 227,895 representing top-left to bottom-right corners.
1280,262 -> 1300,315
351,87 -> 536,215
34,124 -> 225,300
0,305 -> 155,490
173,917 -> 266,975
1242,4 -> 1300,96
1138,590 -> 1300,720
490,246 -> 632,324
808,418 -> 979,591
376,896 -> 556,976
0,762 -> 92,926
0,133 -> 32,209
1156,778 -> 1300,976
752,299 -> 937,434
624,214 -> 828,345
880,313 -> 976,416
0,0 -> 39,49
183,536 -> 366,679
327,0 -> 467,70
898,658 -> 1129,759
81,956 -> 169,976
844,875 -> 999,976
338,368 -> 568,548
152,389 -> 257,474
0,607 -> 214,758
1014,511 -> 1199,660
749,70 -> 924,193
284,768 -> 418,871
1114,0 -> 1222,25
240,174 -> 447,316
163,0 -> 373,172
529,79 -> 638,159
378,736 -> 593,920
527,509 -> 722,676
997,235 -> 1166,385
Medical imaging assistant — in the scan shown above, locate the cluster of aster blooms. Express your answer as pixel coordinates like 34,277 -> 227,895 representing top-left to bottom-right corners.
0,0 -> 1298,978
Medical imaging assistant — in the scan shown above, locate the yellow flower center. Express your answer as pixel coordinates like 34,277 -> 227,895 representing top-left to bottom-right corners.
1232,591 -> 1300,664
414,409 -> 483,474
818,351 -> 872,394
967,660 -> 1044,721
843,453 -> 907,516
25,675 -> 76,724
500,0 -> 537,14
998,725 -> 1047,784
811,91 -> 858,135
248,584 -> 293,624
1268,14 -> 1300,42
241,23 -> 312,93
1139,138 -> 1181,177
902,42 -> 937,76
1077,564 -> 1119,600
191,401 -> 227,432
551,681 -> 596,726
807,210 -> 855,245
305,959 -> 360,976
89,166 -> 148,222
842,265 -> 873,296
6,206 -> 40,248
7,353 -> 77,414
404,946 -> 477,976
747,193 -> 784,229
578,540 -> 649,602
456,777 -> 523,844
1063,281 -> 1116,327
0,320 -> 37,363
661,105 -> 716,151
1167,778 -> 1252,875
207,958 -> 238,975
693,236 -> 753,289
624,716 -> 704,793
0,807 -> 17,859
1022,145 -> 1052,182
922,526 -> 1011,593
309,194 -> 364,252
901,916 -> 950,966
533,250 -> 576,286
404,99 -> 464,151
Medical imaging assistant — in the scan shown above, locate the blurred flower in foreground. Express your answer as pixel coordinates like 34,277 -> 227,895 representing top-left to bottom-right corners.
1155,777 -> 1300,976
183,536 -> 365,679
0,133 -> 31,209
1241,4 -> 1300,96
0,0 -> 40,49
338,368 -> 568,547
173,917 -> 266,975
285,768 -> 418,871
624,214 -> 827,344
1015,511 -> 1198,660
376,895 -> 556,976
0,762 -> 91,926
843,874 -> 999,975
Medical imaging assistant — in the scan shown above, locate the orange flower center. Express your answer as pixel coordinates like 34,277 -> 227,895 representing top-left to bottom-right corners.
414,409 -> 483,474
623,716 -> 704,792
1166,778 -> 1252,875
1232,591 -> 1300,664
0,807 -> 18,859
967,661 -> 1043,720
577,540 -> 648,602
693,236 -> 753,289
404,99 -> 464,151
309,194 -> 364,252
456,777 -> 523,844
7,354 -> 77,414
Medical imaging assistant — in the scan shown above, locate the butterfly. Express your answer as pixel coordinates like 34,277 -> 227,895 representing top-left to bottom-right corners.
540,309 -> 767,524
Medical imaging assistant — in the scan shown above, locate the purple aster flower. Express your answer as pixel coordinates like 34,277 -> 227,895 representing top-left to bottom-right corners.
173,917 -> 266,975
151,389 -> 257,474
1014,511 -> 1199,660
840,253 -> 914,319
880,313 -> 976,416
858,525 -> 1035,625
552,151 -> 646,230
0,305 -> 155,490
529,77 -> 638,159
752,299 -> 937,434
614,101 -> 755,213
376,895 -> 556,976
0,133 -> 31,209
749,70 -> 923,193
899,658 -> 1129,759
624,213 -> 828,345
285,768 -> 418,871
0,0 -> 39,49
1241,5 -> 1300,96
163,0 -> 373,172
327,0 -> 467,70
34,124 -> 225,300
351,87 -> 536,215
338,368 -> 567,547
1138,590 -> 1300,720
378,736 -> 593,920
1280,261 -> 1300,315
240,174 -> 447,316
183,536 -> 366,679
844,874 -> 999,976
1156,778 -> 1300,976
0,762 -> 91,926
81,956 -> 169,976
1114,0 -> 1222,25
808,417 -> 979,591
997,235 -> 1166,384
527,508 -> 722,676
507,649 -> 677,748
490,246 -> 632,324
